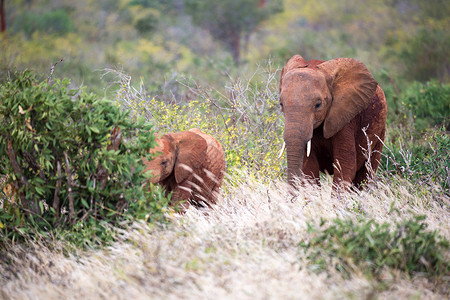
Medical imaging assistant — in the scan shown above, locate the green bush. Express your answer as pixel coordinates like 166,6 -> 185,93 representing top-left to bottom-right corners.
299,215 -> 449,282
401,80 -> 450,132
134,12 -> 159,34
11,9 -> 74,37
0,71 -> 168,246
381,126 -> 449,195
380,80 -> 449,195
400,27 -> 450,82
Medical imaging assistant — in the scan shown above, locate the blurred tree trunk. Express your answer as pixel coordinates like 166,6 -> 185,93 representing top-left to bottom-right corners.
97,10 -> 106,41
185,0 -> 282,66
242,0 -> 266,60
230,29 -> 241,65
0,0 -> 5,33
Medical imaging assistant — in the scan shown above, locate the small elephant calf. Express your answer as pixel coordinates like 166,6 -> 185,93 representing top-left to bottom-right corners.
144,128 -> 225,210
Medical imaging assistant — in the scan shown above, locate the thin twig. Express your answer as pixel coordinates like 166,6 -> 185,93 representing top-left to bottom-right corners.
360,126 -> 376,185
90,177 -> 96,211
52,160 -> 62,219
47,58 -> 64,85
63,151 -> 75,222
20,207 -> 54,227
377,135 -> 412,176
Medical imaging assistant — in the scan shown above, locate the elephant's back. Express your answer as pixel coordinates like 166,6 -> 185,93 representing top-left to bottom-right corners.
362,85 -> 387,136
308,59 -> 325,68
201,134 -> 225,189
355,84 -> 388,170
188,128 -> 225,204
189,128 -> 225,164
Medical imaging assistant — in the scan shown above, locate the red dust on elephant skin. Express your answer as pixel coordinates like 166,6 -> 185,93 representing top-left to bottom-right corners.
279,54 -> 387,189
144,128 -> 225,211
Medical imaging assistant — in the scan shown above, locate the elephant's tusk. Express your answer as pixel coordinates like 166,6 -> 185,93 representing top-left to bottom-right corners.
306,140 -> 311,157
277,141 -> 286,159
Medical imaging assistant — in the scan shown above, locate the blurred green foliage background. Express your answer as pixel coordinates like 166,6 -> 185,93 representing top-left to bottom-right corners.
2,0 -> 449,88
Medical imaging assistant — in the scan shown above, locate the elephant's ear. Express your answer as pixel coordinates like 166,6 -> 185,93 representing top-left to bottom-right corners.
280,55 -> 309,92
174,132 -> 207,184
318,58 -> 378,139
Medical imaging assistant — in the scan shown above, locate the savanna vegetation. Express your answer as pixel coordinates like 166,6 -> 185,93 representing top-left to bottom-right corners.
0,0 -> 449,298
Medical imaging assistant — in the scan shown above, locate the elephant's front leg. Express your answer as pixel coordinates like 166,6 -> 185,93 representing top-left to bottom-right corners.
331,126 -> 357,188
171,181 -> 192,211
302,151 -> 320,184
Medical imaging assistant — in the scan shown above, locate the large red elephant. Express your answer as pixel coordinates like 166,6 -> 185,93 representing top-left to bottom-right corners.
279,55 -> 387,188
144,128 -> 225,210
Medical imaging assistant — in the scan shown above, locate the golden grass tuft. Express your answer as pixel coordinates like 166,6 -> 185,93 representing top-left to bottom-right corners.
1,175 -> 448,299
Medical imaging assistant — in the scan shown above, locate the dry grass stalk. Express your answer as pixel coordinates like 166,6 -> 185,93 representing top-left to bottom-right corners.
1,175 -> 448,299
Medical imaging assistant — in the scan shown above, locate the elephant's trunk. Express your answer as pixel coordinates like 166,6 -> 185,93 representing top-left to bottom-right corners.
284,121 -> 313,186
286,144 -> 304,186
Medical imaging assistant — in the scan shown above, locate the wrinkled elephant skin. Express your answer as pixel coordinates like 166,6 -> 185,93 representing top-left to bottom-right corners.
279,55 -> 387,188
144,128 -> 225,211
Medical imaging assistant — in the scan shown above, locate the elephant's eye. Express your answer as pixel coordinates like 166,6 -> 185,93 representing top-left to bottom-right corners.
315,102 -> 322,110
161,160 -> 168,166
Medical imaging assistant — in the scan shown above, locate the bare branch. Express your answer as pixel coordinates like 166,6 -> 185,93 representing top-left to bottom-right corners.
6,140 -> 29,210
47,58 -> 64,85
52,160 -> 62,219
63,151 -> 75,222
360,126 -> 375,183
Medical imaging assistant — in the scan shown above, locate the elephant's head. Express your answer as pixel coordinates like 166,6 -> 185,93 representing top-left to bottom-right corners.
145,131 -> 207,184
279,55 -> 378,185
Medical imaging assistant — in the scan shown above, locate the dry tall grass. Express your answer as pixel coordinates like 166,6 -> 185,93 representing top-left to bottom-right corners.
1,175 -> 448,299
